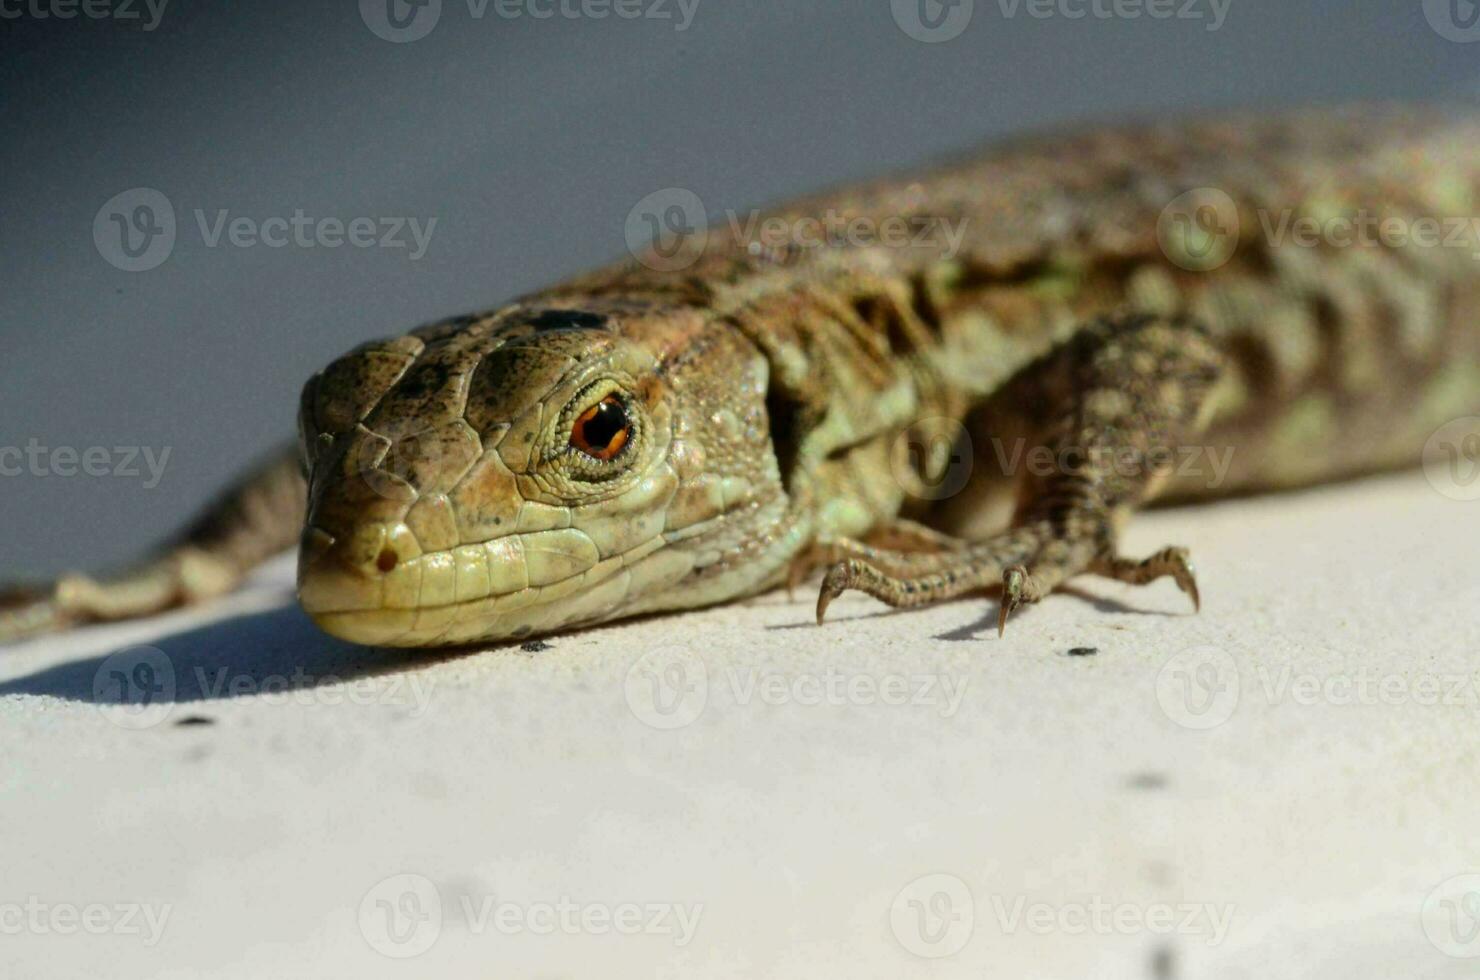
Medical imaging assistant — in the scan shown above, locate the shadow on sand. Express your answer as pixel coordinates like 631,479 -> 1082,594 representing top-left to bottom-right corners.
0,602 -> 477,706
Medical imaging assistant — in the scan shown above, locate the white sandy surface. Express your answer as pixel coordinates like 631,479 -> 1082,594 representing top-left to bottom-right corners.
2,471 -> 1479,978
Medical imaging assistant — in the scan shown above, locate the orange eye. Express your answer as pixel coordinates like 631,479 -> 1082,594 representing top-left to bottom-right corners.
569,395 -> 631,460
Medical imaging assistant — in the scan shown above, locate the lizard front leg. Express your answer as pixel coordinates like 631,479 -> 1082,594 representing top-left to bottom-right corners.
815,313 -> 1224,635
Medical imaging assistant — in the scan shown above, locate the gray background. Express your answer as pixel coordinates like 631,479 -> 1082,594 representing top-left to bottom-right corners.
1,0 -> 1473,577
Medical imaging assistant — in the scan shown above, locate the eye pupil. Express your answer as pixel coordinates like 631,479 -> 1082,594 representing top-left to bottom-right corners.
571,396 -> 631,460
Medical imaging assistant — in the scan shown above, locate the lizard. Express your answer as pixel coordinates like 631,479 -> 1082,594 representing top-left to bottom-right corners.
3,104 -> 1479,648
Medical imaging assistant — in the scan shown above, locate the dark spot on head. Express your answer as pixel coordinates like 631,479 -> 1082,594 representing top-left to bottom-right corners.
376,548 -> 399,573
1066,646 -> 1098,657
1126,772 -> 1169,791
396,362 -> 452,400
527,309 -> 609,332
520,640 -> 552,653
175,715 -> 216,728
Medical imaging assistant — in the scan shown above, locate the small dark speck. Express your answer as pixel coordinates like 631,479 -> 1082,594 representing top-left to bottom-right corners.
1066,646 -> 1098,657
1150,943 -> 1177,980
175,715 -> 216,727
1126,772 -> 1169,791
520,640 -> 552,653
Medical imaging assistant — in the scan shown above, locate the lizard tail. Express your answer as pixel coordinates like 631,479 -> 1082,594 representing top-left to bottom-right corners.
0,448 -> 307,646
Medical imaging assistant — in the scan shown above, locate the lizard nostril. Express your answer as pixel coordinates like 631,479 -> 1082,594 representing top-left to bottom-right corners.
375,548 -> 399,573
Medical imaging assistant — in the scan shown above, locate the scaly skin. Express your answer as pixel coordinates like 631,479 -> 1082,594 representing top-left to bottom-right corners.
4,105 -> 1479,646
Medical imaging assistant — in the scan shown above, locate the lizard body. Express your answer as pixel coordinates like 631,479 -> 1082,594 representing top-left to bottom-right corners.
5,105 -> 1479,646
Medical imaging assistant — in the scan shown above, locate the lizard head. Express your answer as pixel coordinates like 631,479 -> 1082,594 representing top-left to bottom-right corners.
295,300 -> 795,646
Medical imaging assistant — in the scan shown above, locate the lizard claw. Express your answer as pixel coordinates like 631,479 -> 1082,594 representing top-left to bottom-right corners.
998,564 -> 1028,638
815,562 -> 855,625
1167,547 -> 1201,613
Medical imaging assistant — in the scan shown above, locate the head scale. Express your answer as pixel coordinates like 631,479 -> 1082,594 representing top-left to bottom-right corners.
296,299 -> 791,646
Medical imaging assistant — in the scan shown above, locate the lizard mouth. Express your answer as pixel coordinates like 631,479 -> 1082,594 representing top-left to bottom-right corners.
298,527 -> 666,646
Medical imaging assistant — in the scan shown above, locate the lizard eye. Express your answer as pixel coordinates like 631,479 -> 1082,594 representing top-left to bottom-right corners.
569,395 -> 631,460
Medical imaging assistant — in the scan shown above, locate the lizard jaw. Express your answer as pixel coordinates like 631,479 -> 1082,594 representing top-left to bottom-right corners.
297,525 -> 674,646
